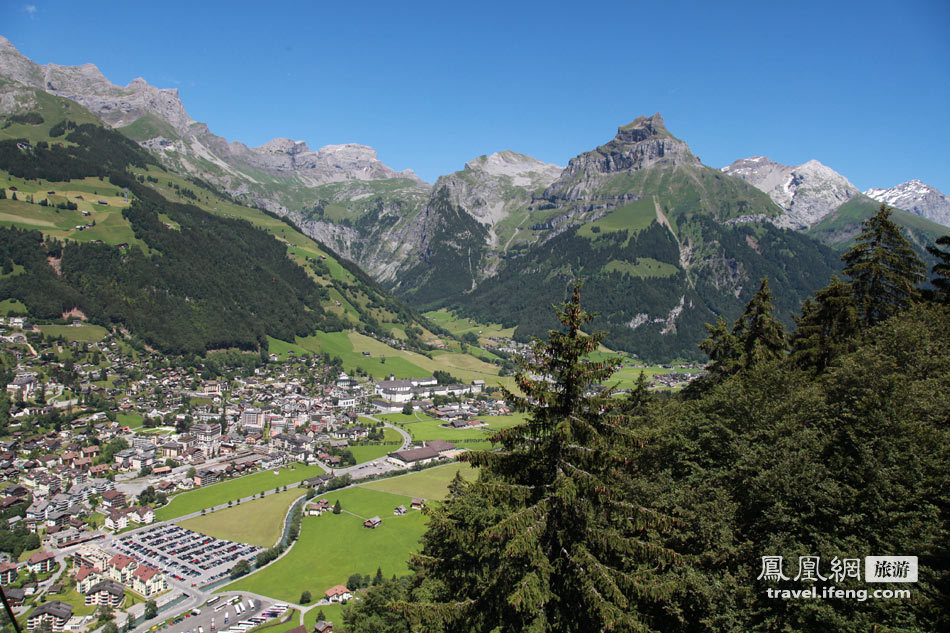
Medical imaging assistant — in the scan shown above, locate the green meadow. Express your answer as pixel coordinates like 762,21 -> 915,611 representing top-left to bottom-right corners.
155,464 -> 324,521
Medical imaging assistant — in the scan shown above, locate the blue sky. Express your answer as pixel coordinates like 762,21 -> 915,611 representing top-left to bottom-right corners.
6,0 -> 950,192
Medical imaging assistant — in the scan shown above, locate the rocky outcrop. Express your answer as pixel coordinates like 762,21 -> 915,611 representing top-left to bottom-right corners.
0,36 -> 422,194
722,156 -> 858,229
544,113 -> 699,201
434,150 -> 562,227
865,180 -> 950,228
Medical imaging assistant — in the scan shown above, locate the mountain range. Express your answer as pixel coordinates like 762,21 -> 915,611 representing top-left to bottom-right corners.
1,35 -> 947,361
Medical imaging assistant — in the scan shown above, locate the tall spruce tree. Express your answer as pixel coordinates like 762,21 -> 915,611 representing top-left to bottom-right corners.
731,277 -> 787,370
698,277 -> 786,382
789,275 -> 859,372
841,203 -> 925,326
397,287 -> 678,632
926,234 -> 950,303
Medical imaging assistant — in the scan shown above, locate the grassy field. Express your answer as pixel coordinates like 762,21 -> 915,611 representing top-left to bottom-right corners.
379,412 -> 525,444
179,489 -> 306,547
0,298 -> 27,315
358,462 -> 477,501
577,197 -> 657,241
117,413 -> 145,429
155,464 -> 324,521
424,309 -> 516,340
348,428 -> 403,464
225,486 -> 426,603
302,604 -> 345,632
38,323 -> 109,342
604,257 -> 679,278
39,584 -> 97,617
272,331 -> 508,387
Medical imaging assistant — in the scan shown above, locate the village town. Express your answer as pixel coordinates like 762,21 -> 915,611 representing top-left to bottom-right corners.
0,317 -> 530,633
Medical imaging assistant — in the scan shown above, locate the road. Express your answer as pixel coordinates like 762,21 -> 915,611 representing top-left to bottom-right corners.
105,411 -> 418,632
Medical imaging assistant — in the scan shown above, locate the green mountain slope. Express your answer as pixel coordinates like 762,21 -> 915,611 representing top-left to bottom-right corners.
808,193 -> 947,256
430,115 -> 842,361
0,92 -> 446,356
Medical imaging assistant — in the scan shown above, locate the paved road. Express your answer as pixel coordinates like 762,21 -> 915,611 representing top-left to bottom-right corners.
107,422 -> 421,632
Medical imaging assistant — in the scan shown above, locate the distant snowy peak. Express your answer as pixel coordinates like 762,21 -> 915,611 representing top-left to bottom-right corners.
722,156 -> 858,229
864,180 -> 950,228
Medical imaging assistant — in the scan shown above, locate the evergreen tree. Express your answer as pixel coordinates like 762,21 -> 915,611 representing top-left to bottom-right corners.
789,275 -> 859,372
842,203 -> 925,326
926,234 -> 950,302
698,277 -> 786,382
396,287 -> 678,632
731,277 -> 787,370
698,316 -> 739,380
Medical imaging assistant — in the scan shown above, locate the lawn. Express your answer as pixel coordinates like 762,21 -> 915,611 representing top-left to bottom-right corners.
225,487 -> 426,603
38,324 -> 108,343
302,604 -> 346,632
39,584 -> 97,617
117,413 -> 145,429
348,428 -> 403,464
380,412 -> 525,446
358,462 -> 477,501
155,464 -> 324,521
179,489 -> 306,547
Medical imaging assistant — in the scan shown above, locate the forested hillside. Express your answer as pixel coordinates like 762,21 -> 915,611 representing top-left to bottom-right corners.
343,208 -> 950,633
0,104 -> 443,355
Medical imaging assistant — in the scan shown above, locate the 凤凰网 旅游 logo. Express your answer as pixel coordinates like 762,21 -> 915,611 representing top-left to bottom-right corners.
757,555 -> 917,601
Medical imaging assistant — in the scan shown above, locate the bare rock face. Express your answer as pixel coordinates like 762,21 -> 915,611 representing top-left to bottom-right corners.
865,180 -> 950,228
722,156 -> 858,229
545,113 -> 698,201
434,150 -> 562,227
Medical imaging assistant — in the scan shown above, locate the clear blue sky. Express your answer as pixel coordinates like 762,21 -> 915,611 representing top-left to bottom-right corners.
6,0 -> 950,192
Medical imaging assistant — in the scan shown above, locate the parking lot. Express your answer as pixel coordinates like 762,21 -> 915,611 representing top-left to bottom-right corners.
114,525 -> 262,586
156,595 -> 289,633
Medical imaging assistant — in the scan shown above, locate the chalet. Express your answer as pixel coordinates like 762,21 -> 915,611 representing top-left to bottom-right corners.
313,622 -> 334,633
27,600 -> 72,631
324,585 -> 352,603
130,506 -> 154,525
411,498 -> 425,510
101,489 -> 126,509
107,553 -> 138,583
0,561 -> 17,584
26,551 -> 56,574
363,516 -> 381,529
393,505 -> 406,516
84,579 -> 125,606
74,566 -> 103,593
131,564 -> 166,597
4,587 -> 24,606
105,508 -> 131,531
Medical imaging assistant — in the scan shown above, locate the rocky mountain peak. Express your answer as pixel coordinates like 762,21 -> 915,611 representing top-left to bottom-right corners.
257,138 -> 311,155
544,113 -> 697,201
865,180 -> 950,227
463,150 -> 562,188
722,156 -> 858,229
615,112 -> 672,144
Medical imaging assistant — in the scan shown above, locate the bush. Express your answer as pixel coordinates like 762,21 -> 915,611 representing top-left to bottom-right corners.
299,590 -> 311,604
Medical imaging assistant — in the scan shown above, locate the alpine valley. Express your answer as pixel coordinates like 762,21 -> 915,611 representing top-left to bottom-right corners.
1,36 -> 947,361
